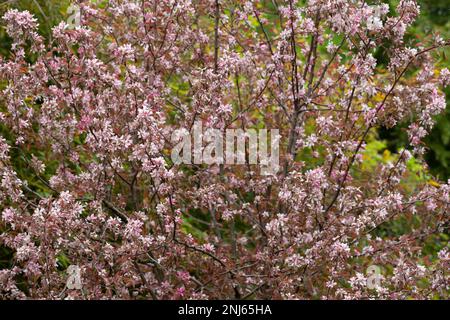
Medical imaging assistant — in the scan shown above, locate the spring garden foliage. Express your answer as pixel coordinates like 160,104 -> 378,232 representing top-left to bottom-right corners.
0,0 -> 448,299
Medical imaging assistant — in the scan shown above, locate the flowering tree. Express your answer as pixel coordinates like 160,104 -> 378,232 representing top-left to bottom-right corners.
0,0 -> 448,299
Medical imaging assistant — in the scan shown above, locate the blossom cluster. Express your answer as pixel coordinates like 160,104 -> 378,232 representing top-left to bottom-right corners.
0,0 -> 448,299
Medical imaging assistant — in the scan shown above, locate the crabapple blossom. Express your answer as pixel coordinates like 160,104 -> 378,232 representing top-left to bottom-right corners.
0,0 -> 448,300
